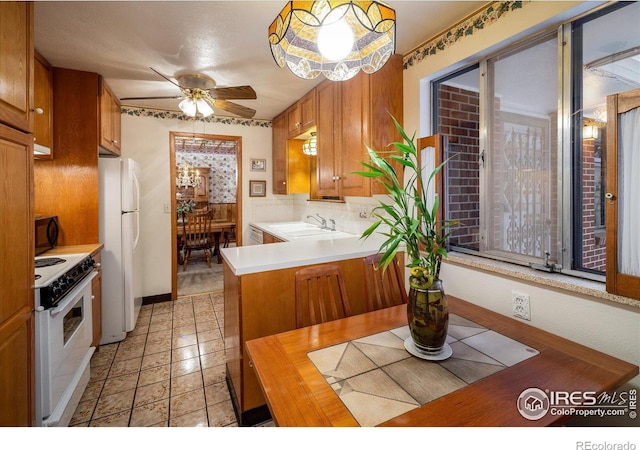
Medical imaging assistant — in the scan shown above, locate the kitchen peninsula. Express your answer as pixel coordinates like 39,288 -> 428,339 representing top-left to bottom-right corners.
221,222 -> 389,425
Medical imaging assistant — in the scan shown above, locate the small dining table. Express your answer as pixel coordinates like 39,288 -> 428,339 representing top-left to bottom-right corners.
177,220 -> 235,264
245,296 -> 638,427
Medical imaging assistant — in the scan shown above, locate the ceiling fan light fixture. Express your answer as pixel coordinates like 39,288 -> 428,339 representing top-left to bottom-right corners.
268,1 -> 396,81
179,98 -> 197,117
197,98 -> 214,117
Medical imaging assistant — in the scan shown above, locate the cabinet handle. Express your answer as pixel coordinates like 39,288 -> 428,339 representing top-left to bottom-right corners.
30,107 -> 44,115
282,181 -> 286,185
112,139 -> 118,145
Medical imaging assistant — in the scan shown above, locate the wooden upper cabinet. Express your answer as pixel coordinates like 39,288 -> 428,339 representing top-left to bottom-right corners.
315,81 -> 340,197
99,78 -> 121,156
314,54 -> 404,198
33,51 -> 53,159
272,113 -> 288,194
287,88 -> 317,139
0,2 -> 34,134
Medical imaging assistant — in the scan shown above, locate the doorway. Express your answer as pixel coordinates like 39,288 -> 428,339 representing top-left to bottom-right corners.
170,131 -> 243,300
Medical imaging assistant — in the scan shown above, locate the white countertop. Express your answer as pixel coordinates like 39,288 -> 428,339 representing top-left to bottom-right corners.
220,222 -> 387,276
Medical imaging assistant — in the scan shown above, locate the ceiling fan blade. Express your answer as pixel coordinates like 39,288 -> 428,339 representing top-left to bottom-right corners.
213,100 -> 256,119
150,67 -> 181,88
210,85 -> 257,100
120,95 -> 183,101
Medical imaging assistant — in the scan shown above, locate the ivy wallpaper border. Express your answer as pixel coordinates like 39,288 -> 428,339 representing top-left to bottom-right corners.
121,106 -> 271,128
403,1 -> 529,69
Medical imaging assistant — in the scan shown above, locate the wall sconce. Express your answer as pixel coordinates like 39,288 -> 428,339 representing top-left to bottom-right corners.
583,125 -> 599,140
268,1 -> 396,81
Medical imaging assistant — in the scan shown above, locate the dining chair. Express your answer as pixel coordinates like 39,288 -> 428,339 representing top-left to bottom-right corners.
295,264 -> 352,328
182,210 -> 213,271
363,253 -> 407,312
223,225 -> 236,248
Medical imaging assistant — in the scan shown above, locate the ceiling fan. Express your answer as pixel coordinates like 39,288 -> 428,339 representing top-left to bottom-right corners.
120,68 -> 257,119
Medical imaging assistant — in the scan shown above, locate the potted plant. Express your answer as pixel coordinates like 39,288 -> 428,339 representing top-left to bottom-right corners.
357,116 -> 459,357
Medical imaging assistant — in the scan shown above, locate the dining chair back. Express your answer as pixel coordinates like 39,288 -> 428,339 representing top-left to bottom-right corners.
295,264 -> 352,328
182,210 -> 213,271
363,253 -> 407,311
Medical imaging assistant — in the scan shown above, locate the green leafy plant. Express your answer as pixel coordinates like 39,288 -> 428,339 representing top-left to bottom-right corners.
356,116 -> 459,287
177,199 -> 196,215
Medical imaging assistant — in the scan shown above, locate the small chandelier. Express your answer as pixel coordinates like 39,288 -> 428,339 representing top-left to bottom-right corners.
176,162 -> 202,188
268,1 -> 396,81
302,132 -> 317,155
179,89 -> 215,118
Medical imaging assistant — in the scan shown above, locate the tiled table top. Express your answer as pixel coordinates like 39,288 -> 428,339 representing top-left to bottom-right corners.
307,314 -> 539,426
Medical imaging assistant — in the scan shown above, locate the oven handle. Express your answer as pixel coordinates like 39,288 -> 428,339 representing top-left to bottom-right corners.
48,271 -> 97,318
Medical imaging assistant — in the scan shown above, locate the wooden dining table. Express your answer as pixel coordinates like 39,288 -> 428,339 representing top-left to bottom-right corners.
245,296 -> 638,427
177,220 -> 235,264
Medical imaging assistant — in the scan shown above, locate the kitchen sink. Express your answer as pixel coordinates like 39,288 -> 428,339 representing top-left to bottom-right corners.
270,222 -> 323,232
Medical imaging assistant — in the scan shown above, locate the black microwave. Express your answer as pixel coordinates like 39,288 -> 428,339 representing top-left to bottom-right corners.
35,215 -> 59,256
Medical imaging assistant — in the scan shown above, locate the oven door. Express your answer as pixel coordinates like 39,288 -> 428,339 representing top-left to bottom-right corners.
36,271 -> 96,427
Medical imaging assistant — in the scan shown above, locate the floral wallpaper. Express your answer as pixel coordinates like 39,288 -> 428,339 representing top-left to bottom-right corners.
176,150 -> 237,204
403,1 -> 529,69
122,106 -> 271,128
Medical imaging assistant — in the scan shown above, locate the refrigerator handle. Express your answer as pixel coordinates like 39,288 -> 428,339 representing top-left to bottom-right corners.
132,168 -> 141,211
134,212 -> 140,250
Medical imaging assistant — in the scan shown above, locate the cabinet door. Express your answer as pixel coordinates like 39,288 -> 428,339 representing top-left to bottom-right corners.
272,113 -> 288,194
99,80 -> 114,151
0,123 -> 35,426
33,52 -> 53,159
339,73 -> 371,197
99,79 -> 121,156
299,89 -> 316,131
0,2 -> 34,133
315,81 -> 340,197
286,104 -> 301,138
111,93 -> 121,154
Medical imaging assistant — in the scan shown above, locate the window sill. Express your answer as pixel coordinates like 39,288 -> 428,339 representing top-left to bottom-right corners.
443,252 -> 640,310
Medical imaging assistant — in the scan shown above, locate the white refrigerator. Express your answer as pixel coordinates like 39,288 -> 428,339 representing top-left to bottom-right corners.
99,157 -> 143,344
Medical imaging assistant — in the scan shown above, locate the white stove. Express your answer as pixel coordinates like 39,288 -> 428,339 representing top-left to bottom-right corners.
34,252 -> 96,427
35,253 -> 95,309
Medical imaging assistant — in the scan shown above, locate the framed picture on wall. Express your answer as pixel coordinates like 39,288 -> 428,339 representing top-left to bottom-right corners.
250,158 -> 266,171
249,180 -> 266,197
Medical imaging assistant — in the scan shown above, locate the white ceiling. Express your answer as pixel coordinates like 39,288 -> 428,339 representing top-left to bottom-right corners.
33,1 -> 484,120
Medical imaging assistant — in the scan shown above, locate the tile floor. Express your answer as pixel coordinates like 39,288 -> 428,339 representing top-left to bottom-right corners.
70,291 -> 240,427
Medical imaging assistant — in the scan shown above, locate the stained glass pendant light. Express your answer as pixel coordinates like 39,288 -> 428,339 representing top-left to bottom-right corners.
268,1 -> 396,81
302,132 -> 317,155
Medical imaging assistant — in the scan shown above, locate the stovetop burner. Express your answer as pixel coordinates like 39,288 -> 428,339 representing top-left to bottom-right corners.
35,257 -> 66,268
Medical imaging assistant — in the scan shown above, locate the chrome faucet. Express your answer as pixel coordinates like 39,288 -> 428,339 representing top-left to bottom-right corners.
307,214 -> 327,229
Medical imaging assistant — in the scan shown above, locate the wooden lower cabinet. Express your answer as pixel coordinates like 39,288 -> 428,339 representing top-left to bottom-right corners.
262,232 -> 284,244
223,256 -> 371,426
0,123 -> 35,426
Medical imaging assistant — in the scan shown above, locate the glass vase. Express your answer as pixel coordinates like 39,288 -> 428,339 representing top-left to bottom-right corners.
407,278 -> 449,354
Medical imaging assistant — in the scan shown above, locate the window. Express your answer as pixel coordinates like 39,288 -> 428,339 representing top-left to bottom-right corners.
433,2 -> 639,286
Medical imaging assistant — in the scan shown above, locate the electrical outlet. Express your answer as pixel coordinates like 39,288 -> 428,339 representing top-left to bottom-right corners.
359,207 -> 369,219
163,203 -> 171,213
512,291 -> 531,321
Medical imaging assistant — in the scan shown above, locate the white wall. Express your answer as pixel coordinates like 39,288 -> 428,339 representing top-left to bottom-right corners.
120,113 -> 273,297
120,112 -> 383,298
403,0 -> 639,403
